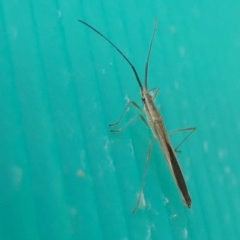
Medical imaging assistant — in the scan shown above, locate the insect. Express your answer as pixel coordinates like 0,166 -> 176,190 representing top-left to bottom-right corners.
78,18 -> 196,213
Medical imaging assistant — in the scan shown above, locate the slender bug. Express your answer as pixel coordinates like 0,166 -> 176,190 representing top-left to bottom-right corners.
78,19 -> 196,213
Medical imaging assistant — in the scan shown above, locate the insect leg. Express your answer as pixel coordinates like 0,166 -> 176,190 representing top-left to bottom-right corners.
132,137 -> 155,213
110,114 -> 148,133
109,101 -> 143,127
151,87 -> 159,100
168,127 -> 196,152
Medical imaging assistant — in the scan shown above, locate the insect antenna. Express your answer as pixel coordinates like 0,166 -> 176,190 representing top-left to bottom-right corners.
144,19 -> 158,90
78,19 -> 143,90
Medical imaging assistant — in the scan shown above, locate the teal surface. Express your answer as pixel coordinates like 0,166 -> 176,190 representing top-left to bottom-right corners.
1,1 -> 240,240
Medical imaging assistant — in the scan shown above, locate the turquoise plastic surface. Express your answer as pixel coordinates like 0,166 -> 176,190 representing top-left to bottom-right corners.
1,1 -> 240,240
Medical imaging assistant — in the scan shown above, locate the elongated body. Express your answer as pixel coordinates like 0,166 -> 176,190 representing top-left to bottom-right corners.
142,88 -> 191,207
78,18 -> 194,211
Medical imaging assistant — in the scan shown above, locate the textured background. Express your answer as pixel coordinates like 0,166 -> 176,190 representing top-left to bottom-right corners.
1,1 -> 240,240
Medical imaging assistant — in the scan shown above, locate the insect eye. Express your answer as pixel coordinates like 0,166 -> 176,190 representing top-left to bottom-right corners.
141,97 -> 145,102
